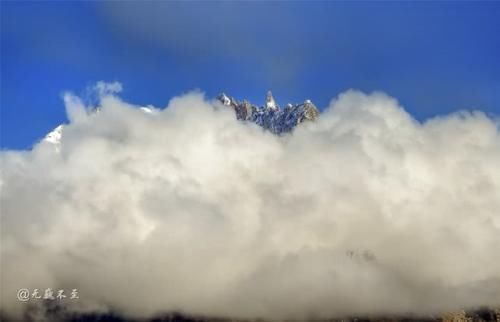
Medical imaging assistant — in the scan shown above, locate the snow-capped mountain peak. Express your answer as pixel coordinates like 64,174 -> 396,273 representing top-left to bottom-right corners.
218,93 -> 232,106
42,106 -> 157,151
265,90 -> 278,110
44,125 -> 64,145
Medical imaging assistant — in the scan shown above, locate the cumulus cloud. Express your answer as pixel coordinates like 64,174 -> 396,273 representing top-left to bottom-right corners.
1,84 -> 500,320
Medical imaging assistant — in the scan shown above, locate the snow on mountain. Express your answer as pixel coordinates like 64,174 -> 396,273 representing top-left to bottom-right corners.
140,107 -> 154,114
43,124 -> 64,145
218,93 -> 232,106
265,90 -> 278,110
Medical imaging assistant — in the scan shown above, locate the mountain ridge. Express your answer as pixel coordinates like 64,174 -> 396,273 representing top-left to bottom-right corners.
217,91 -> 319,134
42,92 -> 319,148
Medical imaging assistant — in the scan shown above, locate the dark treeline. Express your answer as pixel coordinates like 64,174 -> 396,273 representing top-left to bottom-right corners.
1,308 -> 500,322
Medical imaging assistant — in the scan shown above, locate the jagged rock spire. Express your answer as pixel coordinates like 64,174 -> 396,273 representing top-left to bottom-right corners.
218,93 -> 232,106
265,90 -> 278,110
303,99 -> 319,121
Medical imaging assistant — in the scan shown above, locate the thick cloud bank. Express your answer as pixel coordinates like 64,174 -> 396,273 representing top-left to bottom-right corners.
1,85 -> 500,320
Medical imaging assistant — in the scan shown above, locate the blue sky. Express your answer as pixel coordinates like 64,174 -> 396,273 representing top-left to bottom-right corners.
1,1 -> 499,149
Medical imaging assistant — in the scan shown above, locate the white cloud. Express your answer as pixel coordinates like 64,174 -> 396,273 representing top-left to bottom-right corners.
1,84 -> 499,320
94,81 -> 123,96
